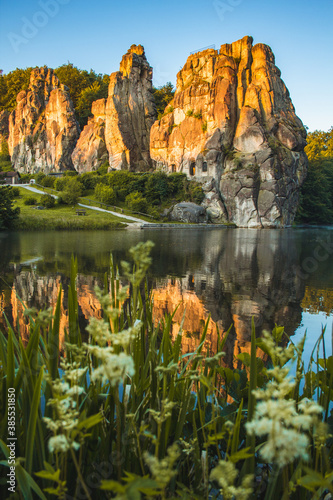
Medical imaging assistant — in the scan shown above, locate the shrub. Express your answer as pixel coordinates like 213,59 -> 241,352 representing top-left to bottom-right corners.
40,175 -> 55,188
54,178 -> 66,191
35,172 -> 46,184
94,183 -> 116,205
189,184 -> 205,204
125,191 -> 148,213
145,172 -> 170,203
61,177 -> 82,205
97,162 -> 110,175
24,196 -> 37,205
40,194 -> 55,209
80,172 -> 100,190
10,187 -> 20,197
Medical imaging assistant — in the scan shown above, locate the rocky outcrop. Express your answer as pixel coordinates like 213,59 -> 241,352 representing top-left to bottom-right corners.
169,202 -> 208,223
150,36 -> 308,227
104,45 -> 157,171
72,99 -> 108,173
8,67 -> 80,173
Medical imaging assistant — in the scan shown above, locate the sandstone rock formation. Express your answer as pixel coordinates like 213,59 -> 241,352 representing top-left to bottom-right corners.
72,99 -> 108,173
150,36 -> 308,227
8,67 -> 80,173
104,45 -> 157,171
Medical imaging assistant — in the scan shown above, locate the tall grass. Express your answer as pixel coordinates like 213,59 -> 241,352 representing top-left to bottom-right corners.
0,242 -> 332,499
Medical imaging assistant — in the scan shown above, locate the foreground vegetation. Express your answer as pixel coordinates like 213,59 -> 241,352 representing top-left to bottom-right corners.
0,242 -> 332,499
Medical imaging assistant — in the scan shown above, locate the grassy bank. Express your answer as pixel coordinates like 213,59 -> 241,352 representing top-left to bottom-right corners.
0,243 -> 332,499
13,188 -> 128,230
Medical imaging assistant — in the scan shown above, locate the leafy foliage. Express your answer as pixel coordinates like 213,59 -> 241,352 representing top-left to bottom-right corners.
61,177 -> 82,205
54,63 -> 109,128
152,82 -> 175,119
94,183 -> 116,205
40,194 -> 55,209
297,128 -> 333,224
125,191 -> 148,213
0,68 -> 33,112
0,185 -> 20,229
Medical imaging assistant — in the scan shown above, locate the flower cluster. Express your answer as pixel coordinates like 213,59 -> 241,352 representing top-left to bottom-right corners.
246,332 -> 323,468
144,443 -> 180,489
210,460 -> 253,500
43,378 -> 82,453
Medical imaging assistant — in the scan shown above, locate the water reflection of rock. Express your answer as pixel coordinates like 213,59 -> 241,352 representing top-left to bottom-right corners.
11,271 -> 102,344
5,229 -> 305,369
153,229 -> 305,367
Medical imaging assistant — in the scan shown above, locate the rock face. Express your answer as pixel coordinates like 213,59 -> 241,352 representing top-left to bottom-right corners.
150,36 -> 308,227
72,99 -> 108,173
169,202 -> 208,223
104,45 -> 157,171
8,67 -> 80,173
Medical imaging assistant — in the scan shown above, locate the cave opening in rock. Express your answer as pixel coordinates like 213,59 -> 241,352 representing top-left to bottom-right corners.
190,162 -> 196,176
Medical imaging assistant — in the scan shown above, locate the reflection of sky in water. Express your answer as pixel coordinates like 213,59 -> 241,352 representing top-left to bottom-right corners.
288,311 -> 333,385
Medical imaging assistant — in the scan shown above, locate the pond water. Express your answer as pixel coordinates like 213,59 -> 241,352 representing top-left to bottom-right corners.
0,227 -> 332,367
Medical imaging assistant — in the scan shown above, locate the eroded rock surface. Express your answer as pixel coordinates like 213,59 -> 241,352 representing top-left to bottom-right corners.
150,36 -> 308,227
169,202 -> 208,223
104,45 -> 157,171
8,67 -> 80,173
72,99 -> 108,173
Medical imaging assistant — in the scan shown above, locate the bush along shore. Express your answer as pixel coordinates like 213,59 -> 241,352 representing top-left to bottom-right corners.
0,242 -> 332,499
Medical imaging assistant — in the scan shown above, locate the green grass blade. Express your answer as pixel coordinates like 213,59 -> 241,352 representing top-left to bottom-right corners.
25,366 -> 44,474
48,285 -> 62,379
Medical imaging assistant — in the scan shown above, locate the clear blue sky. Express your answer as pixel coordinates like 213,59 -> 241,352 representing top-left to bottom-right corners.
0,0 -> 332,132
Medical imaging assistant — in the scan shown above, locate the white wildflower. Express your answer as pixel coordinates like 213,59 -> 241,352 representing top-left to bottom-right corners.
91,352 -> 135,386
144,443 -> 180,488
246,333 -> 324,468
48,434 -> 80,453
210,460 -> 253,500
149,399 -> 177,424
86,317 -> 112,345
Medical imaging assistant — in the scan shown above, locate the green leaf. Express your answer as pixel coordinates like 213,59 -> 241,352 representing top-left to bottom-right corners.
236,352 -> 251,367
48,285 -> 62,379
35,469 -> 61,482
6,329 -> 15,390
229,447 -> 253,463
76,412 -> 104,431
16,464 -> 47,500
25,366 -> 44,474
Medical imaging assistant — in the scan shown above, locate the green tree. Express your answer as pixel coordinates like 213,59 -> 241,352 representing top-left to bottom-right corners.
61,177 -> 82,205
152,82 -> 175,119
55,64 -> 109,127
125,191 -> 148,213
145,172 -> 170,204
297,127 -> 333,224
94,184 -> 116,205
0,68 -> 32,112
0,185 -> 20,229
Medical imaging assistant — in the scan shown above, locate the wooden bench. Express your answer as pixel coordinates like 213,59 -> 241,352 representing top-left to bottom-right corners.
76,209 -> 86,216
